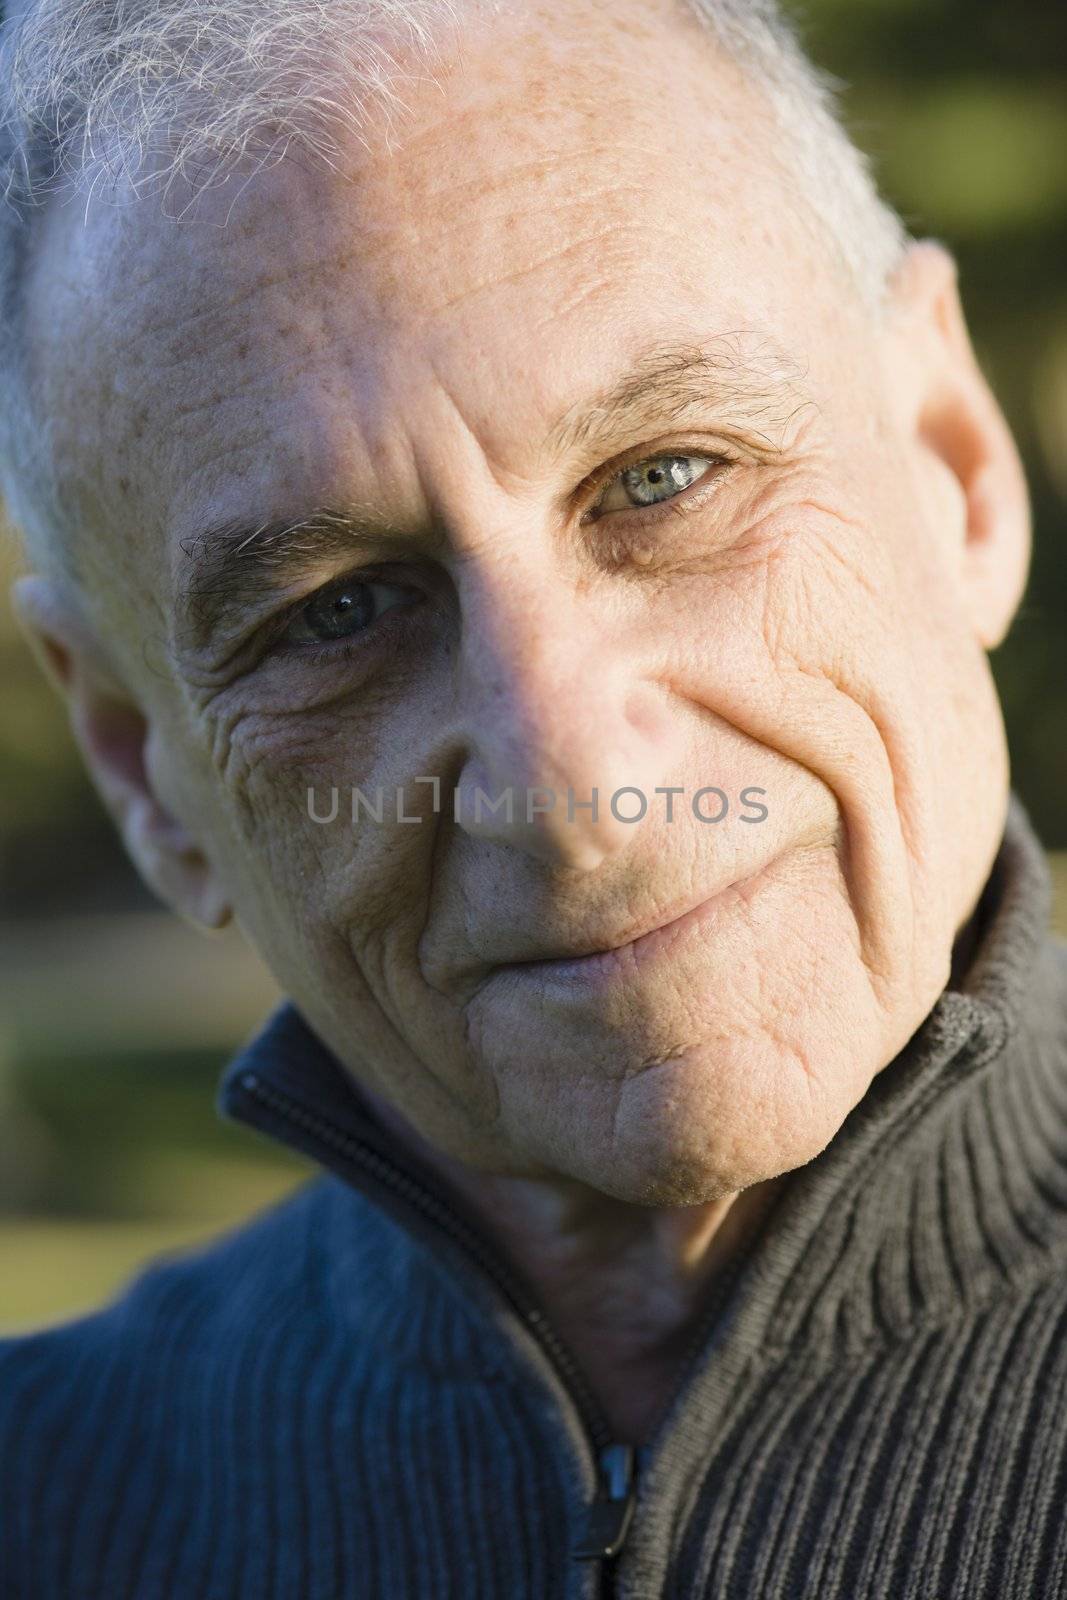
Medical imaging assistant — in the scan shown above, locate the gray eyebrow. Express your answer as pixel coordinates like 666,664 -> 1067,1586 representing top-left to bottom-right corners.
174,330 -> 810,653
175,506 -> 413,653
543,331 -> 811,460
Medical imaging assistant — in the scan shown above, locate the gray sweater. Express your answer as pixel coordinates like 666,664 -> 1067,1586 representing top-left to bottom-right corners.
2,793 -> 1066,1598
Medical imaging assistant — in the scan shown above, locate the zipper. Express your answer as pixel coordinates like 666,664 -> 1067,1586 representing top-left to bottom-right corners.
234,1070 -> 638,1574
571,1441 -> 636,1559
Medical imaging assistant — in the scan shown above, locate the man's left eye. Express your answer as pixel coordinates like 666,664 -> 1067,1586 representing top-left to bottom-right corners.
596,454 -> 718,514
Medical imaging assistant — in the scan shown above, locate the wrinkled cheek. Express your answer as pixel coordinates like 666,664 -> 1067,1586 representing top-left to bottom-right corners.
193,712 -> 344,938
756,539 -> 1004,995
666,546 -> 956,1010
201,712 -> 423,978
201,694 -> 380,857
208,718 -> 310,847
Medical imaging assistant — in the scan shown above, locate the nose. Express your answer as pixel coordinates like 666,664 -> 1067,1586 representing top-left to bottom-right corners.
447,557 -> 682,872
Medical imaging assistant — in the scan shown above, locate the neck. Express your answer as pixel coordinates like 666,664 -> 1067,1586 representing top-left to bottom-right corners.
475,1171 -> 789,1445
357,1081 -> 788,1445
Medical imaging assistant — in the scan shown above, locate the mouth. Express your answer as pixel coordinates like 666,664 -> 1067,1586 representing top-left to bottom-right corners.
495,861 -> 771,994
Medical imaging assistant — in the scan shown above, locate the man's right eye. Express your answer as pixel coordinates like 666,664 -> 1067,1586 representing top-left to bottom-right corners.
280,575 -> 417,647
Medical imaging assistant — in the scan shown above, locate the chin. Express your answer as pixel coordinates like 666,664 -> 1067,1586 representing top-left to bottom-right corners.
520,1028 -> 872,1207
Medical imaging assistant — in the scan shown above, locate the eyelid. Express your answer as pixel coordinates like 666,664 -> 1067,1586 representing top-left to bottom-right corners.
271,604 -> 423,669
265,567 -> 421,656
579,443 -> 740,522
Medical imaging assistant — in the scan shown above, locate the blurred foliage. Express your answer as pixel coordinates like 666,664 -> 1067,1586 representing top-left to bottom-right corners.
0,1046 -> 306,1331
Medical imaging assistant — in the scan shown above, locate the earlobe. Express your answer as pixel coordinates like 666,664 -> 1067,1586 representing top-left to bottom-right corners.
10,572 -> 233,932
888,240 -> 1031,650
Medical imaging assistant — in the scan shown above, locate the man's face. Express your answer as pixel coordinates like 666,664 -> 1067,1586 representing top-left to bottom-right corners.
26,0 -> 1019,1201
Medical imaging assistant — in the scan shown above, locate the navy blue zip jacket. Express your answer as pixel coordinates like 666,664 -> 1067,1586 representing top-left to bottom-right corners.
3,794 -> 1067,1598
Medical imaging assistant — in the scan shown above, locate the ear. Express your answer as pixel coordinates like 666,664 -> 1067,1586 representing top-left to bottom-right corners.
885,239 -> 1030,649
10,573 -> 233,931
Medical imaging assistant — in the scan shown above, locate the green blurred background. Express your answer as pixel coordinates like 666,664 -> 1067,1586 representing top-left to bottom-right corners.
1,0 -> 1066,1332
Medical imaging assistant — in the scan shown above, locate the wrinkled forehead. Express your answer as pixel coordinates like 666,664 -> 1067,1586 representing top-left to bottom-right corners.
22,0 -> 854,613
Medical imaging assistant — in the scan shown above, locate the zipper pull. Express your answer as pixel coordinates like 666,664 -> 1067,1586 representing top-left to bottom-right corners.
572,1442 -> 637,1561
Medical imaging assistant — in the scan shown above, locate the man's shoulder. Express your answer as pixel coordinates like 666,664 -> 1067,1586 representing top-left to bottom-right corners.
0,1173 -> 361,1595
0,1172 -> 330,1430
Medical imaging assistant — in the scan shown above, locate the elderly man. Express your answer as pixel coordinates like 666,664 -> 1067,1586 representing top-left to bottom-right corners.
1,0 -> 1064,1593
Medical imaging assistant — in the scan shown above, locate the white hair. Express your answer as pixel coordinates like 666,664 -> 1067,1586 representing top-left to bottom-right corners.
0,0 -> 910,575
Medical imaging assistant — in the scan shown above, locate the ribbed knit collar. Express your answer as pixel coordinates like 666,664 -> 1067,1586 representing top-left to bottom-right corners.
754,788 -> 1060,1355
218,793 -> 1061,1430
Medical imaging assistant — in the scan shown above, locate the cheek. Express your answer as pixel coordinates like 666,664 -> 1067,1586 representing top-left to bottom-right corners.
655,507 -> 918,747
663,497 -> 982,791
194,671 -> 398,838
645,503 -> 994,1000
190,687 -> 437,951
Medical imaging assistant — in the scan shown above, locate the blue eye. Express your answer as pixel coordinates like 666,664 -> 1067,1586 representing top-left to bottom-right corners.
282,576 -> 415,646
598,454 -> 718,513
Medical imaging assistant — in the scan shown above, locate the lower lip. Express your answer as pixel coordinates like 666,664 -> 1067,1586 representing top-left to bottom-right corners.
497,864 -> 770,996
